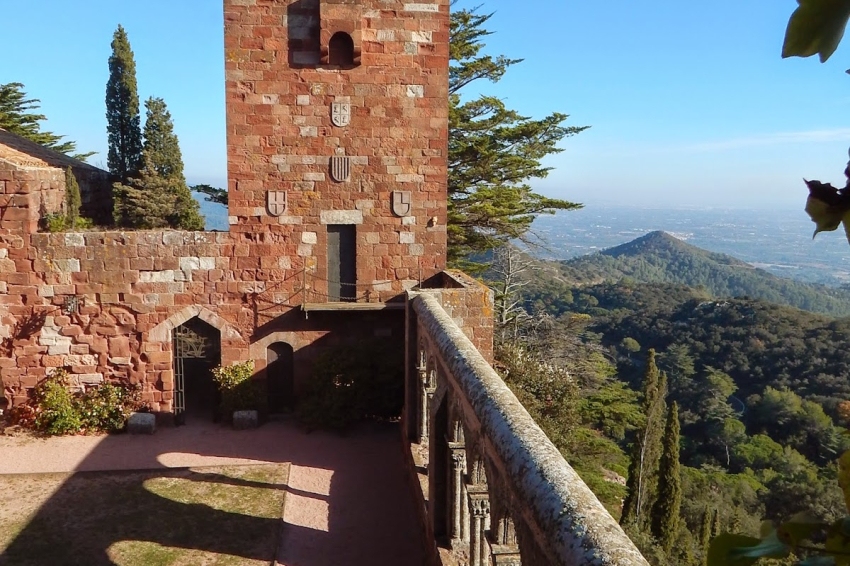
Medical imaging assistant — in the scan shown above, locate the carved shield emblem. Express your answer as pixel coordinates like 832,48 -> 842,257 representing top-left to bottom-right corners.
266,191 -> 287,217
331,102 -> 351,127
392,191 -> 412,217
330,156 -> 351,183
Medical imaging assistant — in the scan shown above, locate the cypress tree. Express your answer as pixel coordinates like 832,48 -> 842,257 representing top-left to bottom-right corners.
710,508 -> 721,538
106,25 -> 142,181
699,507 -> 713,566
113,97 -> 204,230
621,349 -> 667,527
650,401 -> 682,553
64,167 -> 81,228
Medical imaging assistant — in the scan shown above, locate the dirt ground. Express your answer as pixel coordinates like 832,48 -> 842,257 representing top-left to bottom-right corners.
0,419 -> 426,566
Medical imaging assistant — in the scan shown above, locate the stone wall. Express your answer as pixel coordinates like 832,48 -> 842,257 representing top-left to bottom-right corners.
0,228 -> 415,411
0,129 -> 113,227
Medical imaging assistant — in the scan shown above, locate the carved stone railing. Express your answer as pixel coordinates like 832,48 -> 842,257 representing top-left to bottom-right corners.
407,291 -> 649,566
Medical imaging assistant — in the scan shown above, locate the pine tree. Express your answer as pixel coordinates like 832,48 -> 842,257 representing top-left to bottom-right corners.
448,9 -> 587,266
64,167 -> 81,229
113,97 -> 204,230
621,349 -> 667,527
106,25 -> 143,181
651,402 -> 682,554
0,83 -> 92,159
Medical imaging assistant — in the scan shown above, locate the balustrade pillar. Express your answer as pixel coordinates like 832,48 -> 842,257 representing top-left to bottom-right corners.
449,443 -> 467,542
418,368 -> 429,443
468,491 -> 490,566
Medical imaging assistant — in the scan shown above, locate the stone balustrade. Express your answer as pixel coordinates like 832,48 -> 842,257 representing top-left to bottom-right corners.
406,291 -> 648,566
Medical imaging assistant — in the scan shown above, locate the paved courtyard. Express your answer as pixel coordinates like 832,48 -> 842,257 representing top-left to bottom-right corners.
0,419 -> 426,565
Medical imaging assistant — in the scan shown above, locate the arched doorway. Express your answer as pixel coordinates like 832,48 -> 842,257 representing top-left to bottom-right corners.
266,342 -> 294,413
173,318 -> 221,424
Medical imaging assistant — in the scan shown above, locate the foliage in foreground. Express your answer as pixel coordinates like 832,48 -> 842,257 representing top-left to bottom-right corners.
708,450 -> 850,565
6,369 -> 143,434
296,339 -> 404,431
780,0 -> 850,249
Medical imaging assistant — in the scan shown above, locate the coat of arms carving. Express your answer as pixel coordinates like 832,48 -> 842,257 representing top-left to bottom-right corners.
331,102 -> 351,127
266,191 -> 287,217
392,191 -> 412,217
330,156 -> 351,183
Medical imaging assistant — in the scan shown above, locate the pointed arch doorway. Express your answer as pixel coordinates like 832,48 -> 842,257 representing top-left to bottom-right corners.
173,318 -> 221,424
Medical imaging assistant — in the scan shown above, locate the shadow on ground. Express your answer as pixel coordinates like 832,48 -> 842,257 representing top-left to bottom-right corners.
0,419 -> 425,566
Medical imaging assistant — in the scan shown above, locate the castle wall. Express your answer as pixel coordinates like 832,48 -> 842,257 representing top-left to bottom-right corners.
1,0 -> 461,420
1,230 -> 410,412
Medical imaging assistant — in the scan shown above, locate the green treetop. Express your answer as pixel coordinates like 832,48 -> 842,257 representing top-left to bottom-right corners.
650,401 -> 682,554
0,82 -> 92,159
113,97 -> 204,230
106,25 -> 143,181
447,8 -> 587,267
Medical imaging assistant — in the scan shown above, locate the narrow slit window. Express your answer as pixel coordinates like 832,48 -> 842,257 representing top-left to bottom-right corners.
328,32 -> 354,66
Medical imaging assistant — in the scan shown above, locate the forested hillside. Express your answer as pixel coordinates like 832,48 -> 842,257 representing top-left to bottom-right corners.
487,244 -> 850,565
550,231 -> 850,316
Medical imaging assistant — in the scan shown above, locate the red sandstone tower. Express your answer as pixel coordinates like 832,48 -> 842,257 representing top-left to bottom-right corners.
224,0 -> 449,303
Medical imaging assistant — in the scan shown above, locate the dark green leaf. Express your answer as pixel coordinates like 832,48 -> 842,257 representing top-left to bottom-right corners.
782,0 -> 850,62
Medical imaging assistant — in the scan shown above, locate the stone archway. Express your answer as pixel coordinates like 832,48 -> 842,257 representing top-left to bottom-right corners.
148,306 -> 241,344
148,306 -> 241,422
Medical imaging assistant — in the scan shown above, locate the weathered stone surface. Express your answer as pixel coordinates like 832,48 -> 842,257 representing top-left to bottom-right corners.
127,412 -> 156,435
412,293 -> 648,566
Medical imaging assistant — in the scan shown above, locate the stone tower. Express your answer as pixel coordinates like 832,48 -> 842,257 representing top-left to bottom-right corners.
224,0 -> 450,303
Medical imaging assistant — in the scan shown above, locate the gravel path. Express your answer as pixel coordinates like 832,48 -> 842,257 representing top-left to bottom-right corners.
0,419 -> 426,565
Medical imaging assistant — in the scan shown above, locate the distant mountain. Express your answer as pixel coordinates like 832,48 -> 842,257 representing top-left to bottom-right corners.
551,231 -> 850,317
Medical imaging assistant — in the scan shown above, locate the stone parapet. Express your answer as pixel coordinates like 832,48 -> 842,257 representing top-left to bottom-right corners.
407,292 -> 649,566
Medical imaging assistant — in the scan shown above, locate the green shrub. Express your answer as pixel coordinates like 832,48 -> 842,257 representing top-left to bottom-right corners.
22,369 -> 142,435
211,360 -> 265,420
78,382 -> 138,432
33,370 -> 81,435
42,213 -> 67,233
296,339 -> 404,431
41,213 -> 94,233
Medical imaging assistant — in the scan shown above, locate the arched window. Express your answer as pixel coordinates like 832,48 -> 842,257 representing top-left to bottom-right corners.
328,32 -> 354,66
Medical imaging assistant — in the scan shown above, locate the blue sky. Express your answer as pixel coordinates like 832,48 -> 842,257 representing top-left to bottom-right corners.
2,1 -> 850,209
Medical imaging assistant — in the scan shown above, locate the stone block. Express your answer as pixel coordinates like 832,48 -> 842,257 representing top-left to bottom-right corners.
127,412 -> 156,435
233,410 -> 258,430
320,210 -> 363,225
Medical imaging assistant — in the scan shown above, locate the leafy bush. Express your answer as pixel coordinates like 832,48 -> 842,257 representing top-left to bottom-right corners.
33,370 -> 82,435
78,382 -> 137,432
211,360 -> 265,420
296,339 -> 404,431
13,369 -> 142,435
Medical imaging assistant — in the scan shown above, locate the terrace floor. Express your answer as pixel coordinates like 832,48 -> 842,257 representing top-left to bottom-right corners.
0,418 -> 426,566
